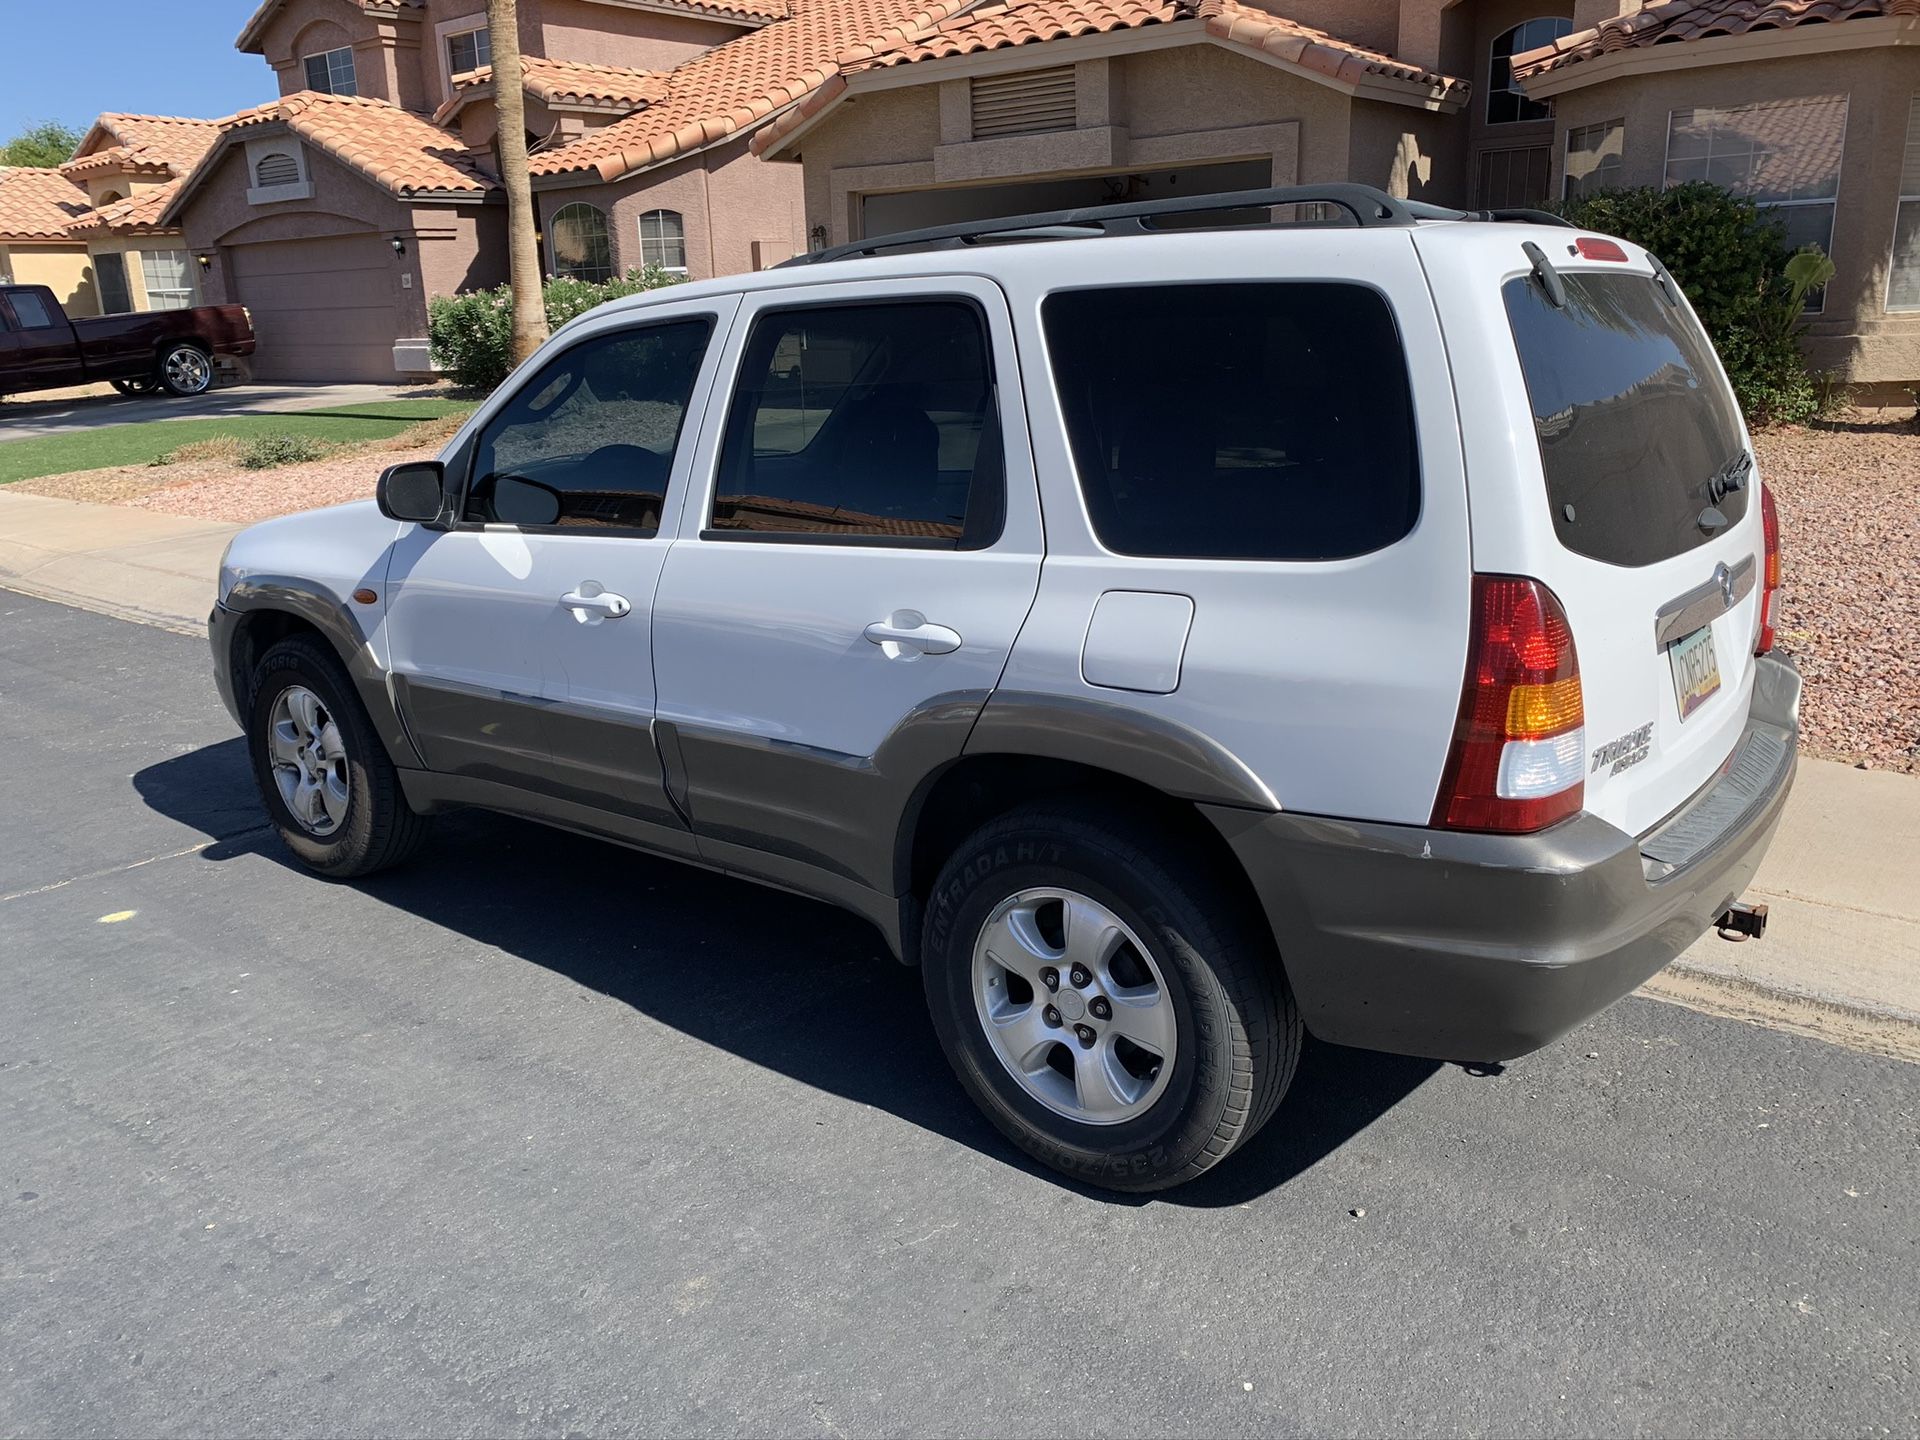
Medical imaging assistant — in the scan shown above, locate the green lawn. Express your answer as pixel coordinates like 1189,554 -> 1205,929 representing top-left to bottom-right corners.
0,399 -> 474,484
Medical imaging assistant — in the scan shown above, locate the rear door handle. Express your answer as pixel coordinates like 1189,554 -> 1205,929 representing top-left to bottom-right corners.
864,609 -> 961,657
560,586 -> 632,620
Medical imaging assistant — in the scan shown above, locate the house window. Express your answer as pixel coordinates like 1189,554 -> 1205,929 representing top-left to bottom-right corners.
96,252 -> 133,314
254,152 -> 301,188
1487,19 -> 1571,125
304,46 -> 357,96
549,203 -> 613,282
447,27 -> 490,78
1666,94 -> 1846,311
639,209 -> 686,272
1563,119 -> 1624,200
141,250 -> 195,311
971,67 -> 1077,140
1886,96 -> 1920,312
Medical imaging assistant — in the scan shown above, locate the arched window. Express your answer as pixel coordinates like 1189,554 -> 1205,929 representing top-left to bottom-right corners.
1487,18 -> 1571,125
638,209 -> 687,273
549,202 -> 613,282
97,189 -> 125,206
254,151 -> 301,188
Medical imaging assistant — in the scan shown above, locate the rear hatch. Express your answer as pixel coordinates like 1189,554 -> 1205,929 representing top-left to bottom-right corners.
1425,229 -> 1767,838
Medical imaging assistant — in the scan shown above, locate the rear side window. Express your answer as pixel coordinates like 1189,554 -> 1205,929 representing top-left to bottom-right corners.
1504,270 -> 1749,568
1042,283 -> 1419,560
711,300 -> 1003,547
7,291 -> 55,328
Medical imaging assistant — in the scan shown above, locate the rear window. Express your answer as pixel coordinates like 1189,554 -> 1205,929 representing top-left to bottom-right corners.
1504,270 -> 1749,568
1042,283 -> 1419,561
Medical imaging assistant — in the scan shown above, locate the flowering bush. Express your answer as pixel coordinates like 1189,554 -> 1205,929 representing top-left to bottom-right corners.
428,266 -> 683,391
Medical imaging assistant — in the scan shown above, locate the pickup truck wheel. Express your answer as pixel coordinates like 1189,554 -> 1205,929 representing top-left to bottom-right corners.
921,803 -> 1300,1192
110,377 -> 159,397
158,343 -> 214,397
246,636 -> 429,878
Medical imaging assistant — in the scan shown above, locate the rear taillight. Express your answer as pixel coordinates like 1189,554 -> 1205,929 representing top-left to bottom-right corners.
1756,481 -> 1781,655
1432,575 -> 1585,833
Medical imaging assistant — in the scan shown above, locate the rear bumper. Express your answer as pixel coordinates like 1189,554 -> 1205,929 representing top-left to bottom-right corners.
1206,655 -> 1800,1061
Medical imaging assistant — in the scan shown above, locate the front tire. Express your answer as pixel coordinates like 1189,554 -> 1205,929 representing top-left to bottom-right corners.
922,803 -> 1301,1192
246,636 -> 428,877
158,343 -> 214,397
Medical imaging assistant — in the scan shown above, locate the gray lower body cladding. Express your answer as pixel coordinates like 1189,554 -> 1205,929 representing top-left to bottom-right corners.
1206,656 -> 1800,1062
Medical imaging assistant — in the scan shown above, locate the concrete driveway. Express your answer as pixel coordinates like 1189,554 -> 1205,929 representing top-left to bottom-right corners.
0,382 -> 447,442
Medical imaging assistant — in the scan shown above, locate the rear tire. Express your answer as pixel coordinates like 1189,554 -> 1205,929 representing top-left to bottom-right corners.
921,802 -> 1301,1192
246,635 -> 429,878
158,343 -> 214,397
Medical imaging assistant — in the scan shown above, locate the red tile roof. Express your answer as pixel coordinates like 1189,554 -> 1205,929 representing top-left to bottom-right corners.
435,56 -> 671,124
0,167 -> 94,241
86,114 -> 226,173
755,0 -> 1465,155
63,178 -> 190,238
1513,0 -> 1920,79
59,145 -> 175,179
529,0 -> 979,182
218,91 -> 499,196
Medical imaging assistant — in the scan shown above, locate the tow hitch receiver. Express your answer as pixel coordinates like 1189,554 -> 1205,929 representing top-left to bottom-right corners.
1715,900 -> 1769,941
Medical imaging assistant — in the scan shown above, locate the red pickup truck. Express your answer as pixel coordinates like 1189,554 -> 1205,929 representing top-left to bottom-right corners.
0,284 -> 256,400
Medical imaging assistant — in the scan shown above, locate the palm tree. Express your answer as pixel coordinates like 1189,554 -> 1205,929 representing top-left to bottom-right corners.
488,0 -> 549,365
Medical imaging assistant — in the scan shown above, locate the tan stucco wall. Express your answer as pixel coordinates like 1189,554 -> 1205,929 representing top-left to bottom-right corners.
0,244 -> 98,315
84,236 -> 200,313
1550,47 -> 1920,385
538,0 -> 745,74
1348,99 -> 1465,203
539,132 -> 803,281
789,43 -> 1392,245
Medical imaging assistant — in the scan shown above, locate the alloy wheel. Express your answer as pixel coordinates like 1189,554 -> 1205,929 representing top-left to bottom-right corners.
266,685 -> 350,836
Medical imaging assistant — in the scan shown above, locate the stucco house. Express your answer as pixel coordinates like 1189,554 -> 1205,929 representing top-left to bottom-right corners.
60,114 -> 225,315
0,167 -> 96,312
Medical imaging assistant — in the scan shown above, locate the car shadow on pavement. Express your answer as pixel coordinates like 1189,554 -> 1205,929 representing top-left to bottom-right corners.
135,739 -> 1441,1209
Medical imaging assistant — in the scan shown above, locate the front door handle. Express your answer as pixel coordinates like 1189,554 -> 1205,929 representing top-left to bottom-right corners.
864,609 -> 961,658
560,585 -> 632,621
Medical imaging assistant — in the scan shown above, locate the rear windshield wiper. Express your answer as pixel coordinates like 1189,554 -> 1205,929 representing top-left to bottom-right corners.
1708,449 -> 1752,504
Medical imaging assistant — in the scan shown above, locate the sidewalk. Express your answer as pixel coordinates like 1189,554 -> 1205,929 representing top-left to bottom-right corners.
2,487 -> 1915,1059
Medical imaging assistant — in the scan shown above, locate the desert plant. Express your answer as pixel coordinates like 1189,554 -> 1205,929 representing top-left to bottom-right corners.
1556,183 -> 1831,425
239,433 -> 331,470
428,266 -> 683,391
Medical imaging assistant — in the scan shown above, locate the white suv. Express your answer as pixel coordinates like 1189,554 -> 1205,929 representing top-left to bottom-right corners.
209,185 -> 1796,1192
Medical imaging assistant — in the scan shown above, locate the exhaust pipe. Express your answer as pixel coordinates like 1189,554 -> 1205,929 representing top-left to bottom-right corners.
1715,900 -> 1768,941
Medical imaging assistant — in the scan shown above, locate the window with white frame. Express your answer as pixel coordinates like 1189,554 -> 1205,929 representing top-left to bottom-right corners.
639,209 -> 687,273
304,46 -> 357,95
140,250 -> 195,310
1563,119 -> 1624,200
1887,96 -> 1920,312
1488,18 -> 1571,125
447,27 -> 490,78
550,202 -> 613,282
1666,95 -> 1846,309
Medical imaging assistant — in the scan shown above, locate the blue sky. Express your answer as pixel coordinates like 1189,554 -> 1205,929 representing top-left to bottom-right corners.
2,3 -> 270,141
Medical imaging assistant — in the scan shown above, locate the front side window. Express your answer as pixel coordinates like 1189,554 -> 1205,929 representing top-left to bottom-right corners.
1488,18 -> 1571,125
1504,270 -> 1748,568
1563,119 -> 1624,200
1665,94 -> 1847,309
549,202 -> 613,283
140,250 -> 194,311
639,209 -> 686,272
96,252 -> 133,314
1886,95 -> 1920,312
711,301 -> 1002,545
1043,283 -> 1419,561
304,46 -> 357,96
465,319 -> 712,533
447,27 -> 491,78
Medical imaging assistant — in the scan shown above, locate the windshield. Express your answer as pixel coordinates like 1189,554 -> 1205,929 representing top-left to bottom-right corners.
1503,269 -> 1749,568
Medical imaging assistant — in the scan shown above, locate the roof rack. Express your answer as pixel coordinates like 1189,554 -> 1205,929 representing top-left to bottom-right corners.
780,183 -> 1574,267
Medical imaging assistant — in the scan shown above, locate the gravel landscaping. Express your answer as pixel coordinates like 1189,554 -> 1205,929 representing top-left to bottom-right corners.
6,408 -> 1916,770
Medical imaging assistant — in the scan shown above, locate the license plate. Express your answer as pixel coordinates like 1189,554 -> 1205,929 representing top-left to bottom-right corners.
1668,624 -> 1721,720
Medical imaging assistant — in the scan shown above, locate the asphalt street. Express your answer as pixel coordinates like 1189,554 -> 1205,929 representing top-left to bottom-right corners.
2,592 -> 1916,1437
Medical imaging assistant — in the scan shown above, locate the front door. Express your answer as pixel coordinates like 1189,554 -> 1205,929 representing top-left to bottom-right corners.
650,277 -> 1044,893
384,294 -> 738,832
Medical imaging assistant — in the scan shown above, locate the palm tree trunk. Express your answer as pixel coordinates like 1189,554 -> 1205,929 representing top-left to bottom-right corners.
487,0 -> 549,365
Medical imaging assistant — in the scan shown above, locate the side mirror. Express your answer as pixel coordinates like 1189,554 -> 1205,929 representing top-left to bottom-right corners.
377,460 -> 447,524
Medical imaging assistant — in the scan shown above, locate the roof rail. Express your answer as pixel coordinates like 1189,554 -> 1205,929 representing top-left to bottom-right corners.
1403,200 -> 1576,228
780,184 -> 1419,267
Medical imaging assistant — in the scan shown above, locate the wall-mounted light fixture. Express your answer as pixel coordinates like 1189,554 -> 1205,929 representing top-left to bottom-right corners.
196,253 -> 214,271
808,224 -> 828,251
391,235 -> 408,257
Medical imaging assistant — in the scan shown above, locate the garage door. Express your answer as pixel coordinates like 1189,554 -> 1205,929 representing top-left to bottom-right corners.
228,234 -> 400,382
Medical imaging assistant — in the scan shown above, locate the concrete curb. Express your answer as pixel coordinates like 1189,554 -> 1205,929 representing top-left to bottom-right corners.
3,488 -> 1916,1058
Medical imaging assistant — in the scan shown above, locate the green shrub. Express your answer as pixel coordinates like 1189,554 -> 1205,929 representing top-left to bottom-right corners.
239,433 -> 330,470
428,266 -> 684,391
1554,183 -> 1832,426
